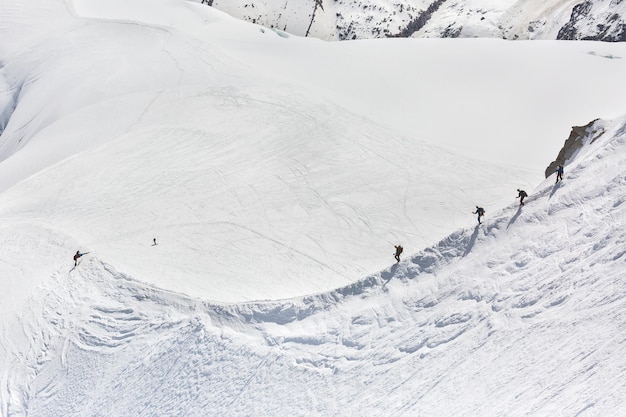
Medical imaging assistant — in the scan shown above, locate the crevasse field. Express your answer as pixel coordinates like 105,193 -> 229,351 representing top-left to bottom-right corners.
1,0 -> 626,416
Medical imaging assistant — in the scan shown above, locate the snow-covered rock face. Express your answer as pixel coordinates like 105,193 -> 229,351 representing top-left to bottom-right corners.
558,0 -> 626,41
206,0 -> 626,41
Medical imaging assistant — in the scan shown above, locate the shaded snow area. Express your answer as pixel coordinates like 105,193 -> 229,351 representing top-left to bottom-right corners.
1,0 -> 626,415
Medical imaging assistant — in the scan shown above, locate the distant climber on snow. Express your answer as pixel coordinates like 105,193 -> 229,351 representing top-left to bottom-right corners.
73,250 -> 84,266
516,189 -> 528,206
555,164 -> 564,183
394,244 -> 403,263
473,206 -> 485,224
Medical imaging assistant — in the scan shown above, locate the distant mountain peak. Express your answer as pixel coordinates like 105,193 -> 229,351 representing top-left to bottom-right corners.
207,0 -> 626,41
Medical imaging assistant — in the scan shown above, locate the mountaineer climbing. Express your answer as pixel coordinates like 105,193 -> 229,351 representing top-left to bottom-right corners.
473,206 -> 485,224
556,165 -> 564,183
73,250 -> 84,266
516,189 -> 528,206
394,244 -> 403,263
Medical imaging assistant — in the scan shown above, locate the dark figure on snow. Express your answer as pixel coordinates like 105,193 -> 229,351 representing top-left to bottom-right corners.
394,245 -> 403,263
516,189 -> 528,206
153,238 -> 157,246
73,250 -> 83,266
556,165 -> 564,183
473,206 -> 485,224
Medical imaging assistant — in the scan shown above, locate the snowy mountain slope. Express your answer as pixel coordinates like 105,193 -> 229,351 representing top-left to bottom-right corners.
557,0 -> 626,41
4,115 -> 625,416
205,0 -> 626,41
2,0 -> 626,415
1,0 -> 626,303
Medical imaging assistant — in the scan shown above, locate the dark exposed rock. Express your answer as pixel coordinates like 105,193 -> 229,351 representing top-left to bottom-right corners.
441,24 -> 462,38
557,1 -> 626,41
210,0 -> 626,42
390,0 -> 448,38
545,119 -> 607,178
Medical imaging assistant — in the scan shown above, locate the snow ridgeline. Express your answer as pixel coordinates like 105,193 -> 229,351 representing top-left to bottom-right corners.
4,116 -> 625,416
209,0 -> 626,42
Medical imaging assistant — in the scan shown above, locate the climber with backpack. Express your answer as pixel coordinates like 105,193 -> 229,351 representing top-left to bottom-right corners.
473,206 -> 485,224
73,250 -> 84,266
516,189 -> 528,206
394,244 -> 403,263
555,165 -> 564,183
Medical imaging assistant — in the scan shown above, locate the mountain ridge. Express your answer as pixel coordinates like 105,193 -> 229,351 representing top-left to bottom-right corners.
2,0 -> 626,414
206,0 -> 626,41
6,114 -> 625,416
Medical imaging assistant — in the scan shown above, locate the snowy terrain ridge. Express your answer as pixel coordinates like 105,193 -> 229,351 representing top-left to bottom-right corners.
3,116 -> 626,415
2,0 -> 626,415
207,0 -> 626,41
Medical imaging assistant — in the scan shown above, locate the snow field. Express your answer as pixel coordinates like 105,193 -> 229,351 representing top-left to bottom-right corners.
1,0 -> 626,415
3,116 -> 625,416
3,0 -> 626,302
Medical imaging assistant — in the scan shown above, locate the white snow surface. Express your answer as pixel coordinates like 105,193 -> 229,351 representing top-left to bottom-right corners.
1,0 -> 626,415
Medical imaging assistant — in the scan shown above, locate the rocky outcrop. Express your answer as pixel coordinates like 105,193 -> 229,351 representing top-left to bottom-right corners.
544,119 -> 607,178
391,0 -> 448,38
205,0 -> 626,42
557,0 -> 626,41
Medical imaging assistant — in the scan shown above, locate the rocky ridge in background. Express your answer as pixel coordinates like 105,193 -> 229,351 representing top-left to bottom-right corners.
203,0 -> 626,42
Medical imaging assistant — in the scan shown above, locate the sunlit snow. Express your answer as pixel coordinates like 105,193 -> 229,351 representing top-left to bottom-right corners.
1,0 -> 626,415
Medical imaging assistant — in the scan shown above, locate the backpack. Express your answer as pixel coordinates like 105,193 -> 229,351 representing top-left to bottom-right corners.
396,245 -> 403,254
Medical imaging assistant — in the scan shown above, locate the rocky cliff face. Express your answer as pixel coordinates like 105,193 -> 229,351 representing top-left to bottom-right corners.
204,0 -> 626,42
557,0 -> 626,41
545,119 -> 607,179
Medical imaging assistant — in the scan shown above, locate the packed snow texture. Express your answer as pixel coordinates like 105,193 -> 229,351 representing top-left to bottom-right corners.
1,0 -> 626,415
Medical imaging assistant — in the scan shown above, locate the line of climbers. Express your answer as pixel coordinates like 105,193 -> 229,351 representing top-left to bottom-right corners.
393,164 -> 565,263
72,238 -> 158,268
72,166 -> 566,267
